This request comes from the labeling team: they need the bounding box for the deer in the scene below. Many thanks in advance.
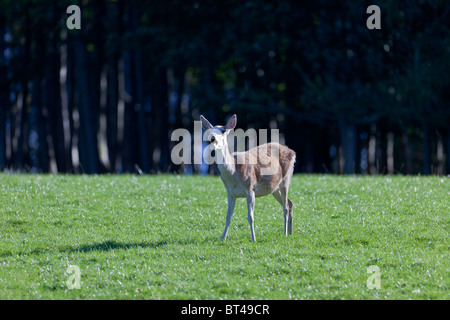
[200,114,296,242]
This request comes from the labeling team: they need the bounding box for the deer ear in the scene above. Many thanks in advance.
[200,115,213,130]
[225,114,237,130]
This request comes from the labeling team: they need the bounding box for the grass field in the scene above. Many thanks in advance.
[0,174,448,300]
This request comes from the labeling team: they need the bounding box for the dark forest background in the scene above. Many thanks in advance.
[0,0,449,175]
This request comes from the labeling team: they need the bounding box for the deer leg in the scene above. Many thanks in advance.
[281,163,295,235]
[287,198,293,235]
[222,193,236,241]
[283,179,293,235]
[281,188,289,236]
[285,171,294,235]
[246,191,256,242]
[272,189,289,236]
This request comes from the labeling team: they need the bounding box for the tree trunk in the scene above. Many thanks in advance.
[302,123,315,173]
[121,49,138,173]
[105,0,121,172]
[436,134,444,175]
[0,102,5,170]
[387,132,394,175]
[401,132,412,174]
[45,5,66,172]
[121,4,149,173]
[159,68,169,172]
[31,23,49,173]
[151,67,169,172]
[59,29,74,173]
[0,15,6,170]
[339,119,357,174]
[90,0,104,172]
[422,124,431,175]
[173,66,187,129]
[65,30,76,173]
[447,132,450,175]
[72,33,100,173]
[135,50,150,173]
[170,66,187,173]
[368,124,377,175]
[15,10,32,171]
[376,126,387,174]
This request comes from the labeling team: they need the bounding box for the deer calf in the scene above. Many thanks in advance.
[200,114,296,242]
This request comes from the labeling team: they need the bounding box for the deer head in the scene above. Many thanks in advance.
[200,114,237,151]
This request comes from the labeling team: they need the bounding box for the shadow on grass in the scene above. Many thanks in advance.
[0,241,165,257]
[65,240,169,253]
[65,237,220,253]
[0,237,221,257]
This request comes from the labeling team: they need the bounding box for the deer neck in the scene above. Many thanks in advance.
[216,142,236,175]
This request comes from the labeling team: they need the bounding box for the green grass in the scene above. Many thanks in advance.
[0,174,448,299]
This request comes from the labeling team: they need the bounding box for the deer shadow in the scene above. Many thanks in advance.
[1,237,220,258]
[62,240,168,253]
[62,237,218,254]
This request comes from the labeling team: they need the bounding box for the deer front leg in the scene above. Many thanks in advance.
[246,190,256,242]
[222,193,236,241]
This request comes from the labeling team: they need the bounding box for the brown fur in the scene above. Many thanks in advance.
[201,115,296,241]
[232,142,295,197]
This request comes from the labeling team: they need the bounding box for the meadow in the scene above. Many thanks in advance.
[0,174,448,299]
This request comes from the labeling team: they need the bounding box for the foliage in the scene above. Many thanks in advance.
[0,1,449,174]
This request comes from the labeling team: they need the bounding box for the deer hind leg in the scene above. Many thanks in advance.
[287,197,293,235]
[283,168,294,235]
[272,189,290,236]
[283,183,293,235]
